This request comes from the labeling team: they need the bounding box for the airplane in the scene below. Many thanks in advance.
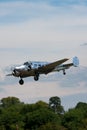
[7,56,79,85]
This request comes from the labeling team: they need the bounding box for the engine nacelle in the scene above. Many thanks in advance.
[12,69,20,77]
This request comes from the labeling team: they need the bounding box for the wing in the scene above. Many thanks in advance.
[36,58,69,74]
[62,56,79,68]
[62,63,73,68]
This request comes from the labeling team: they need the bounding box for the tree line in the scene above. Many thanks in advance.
[0,96,87,130]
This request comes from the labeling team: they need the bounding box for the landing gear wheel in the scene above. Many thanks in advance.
[34,76,39,81]
[63,72,66,75]
[19,79,24,85]
[63,70,66,75]
[34,72,39,81]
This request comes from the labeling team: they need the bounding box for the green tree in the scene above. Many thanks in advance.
[0,97,21,108]
[21,100,48,115]
[62,102,87,130]
[0,107,24,130]
[24,108,61,130]
[35,100,48,109]
[36,122,67,130]
[49,96,64,114]
[0,97,24,130]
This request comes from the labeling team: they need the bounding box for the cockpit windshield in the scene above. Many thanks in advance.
[23,62,30,66]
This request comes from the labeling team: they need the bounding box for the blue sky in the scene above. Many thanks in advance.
[0,0,87,110]
[0,0,87,64]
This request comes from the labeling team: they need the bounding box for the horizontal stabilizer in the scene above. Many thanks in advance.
[6,74,13,76]
[73,56,79,67]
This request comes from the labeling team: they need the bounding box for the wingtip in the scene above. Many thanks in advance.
[65,58,69,61]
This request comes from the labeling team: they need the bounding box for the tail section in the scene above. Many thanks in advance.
[73,56,79,67]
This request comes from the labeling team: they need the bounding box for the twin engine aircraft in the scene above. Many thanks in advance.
[7,56,79,85]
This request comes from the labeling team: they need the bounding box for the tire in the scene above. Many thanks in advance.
[19,79,24,85]
[34,75,39,81]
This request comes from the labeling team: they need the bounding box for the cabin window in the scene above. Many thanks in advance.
[38,64,41,67]
[34,64,37,68]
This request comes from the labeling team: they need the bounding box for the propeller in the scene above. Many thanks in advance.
[5,65,17,76]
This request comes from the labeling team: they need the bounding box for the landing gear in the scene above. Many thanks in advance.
[34,75,39,81]
[63,70,66,75]
[34,72,39,81]
[19,79,24,85]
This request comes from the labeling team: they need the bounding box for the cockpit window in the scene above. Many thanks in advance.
[34,64,37,67]
[24,62,29,65]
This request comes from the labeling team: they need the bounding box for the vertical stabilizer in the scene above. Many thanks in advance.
[73,56,79,67]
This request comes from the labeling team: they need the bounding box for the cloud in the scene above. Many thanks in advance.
[0,66,87,96]
[0,0,87,67]
[81,43,87,46]
[0,0,87,110]
[0,0,87,24]
[61,93,87,110]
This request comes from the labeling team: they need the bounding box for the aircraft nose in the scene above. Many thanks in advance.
[12,69,20,77]
[12,69,16,75]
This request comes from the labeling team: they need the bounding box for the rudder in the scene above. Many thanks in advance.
[73,56,79,67]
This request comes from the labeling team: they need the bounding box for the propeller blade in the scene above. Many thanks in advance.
[6,73,13,76]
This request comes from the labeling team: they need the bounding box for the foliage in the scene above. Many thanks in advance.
[36,122,67,130]
[49,96,65,114]
[62,102,87,130]
[24,108,61,129]
[0,97,21,108]
[0,96,87,130]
